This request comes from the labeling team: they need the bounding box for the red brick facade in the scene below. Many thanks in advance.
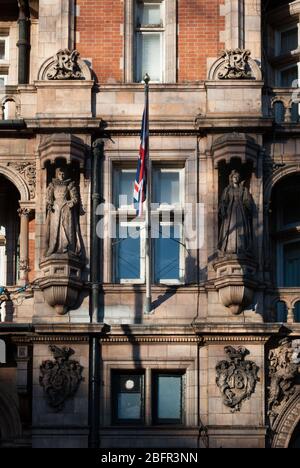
[75,0,225,83]
[75,0,124,83]
[178,0,225,81]
[28,218,35,283]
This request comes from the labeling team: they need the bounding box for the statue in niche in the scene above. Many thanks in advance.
[45,166,82,257]
[218,170,253,256]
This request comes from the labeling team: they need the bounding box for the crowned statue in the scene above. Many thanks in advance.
[45,166,82,257]
[218,170,253,256]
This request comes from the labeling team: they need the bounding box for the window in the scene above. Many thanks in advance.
[152,372,184,425]
[135,1,165,82]
[154,223,183,284]
[113,165,185,284]
[283,241,300,287]
[279,64,298,87]
[153,168,183,208]
[279,26,298,55]
[124,0,176,83]
[114,222,145,283]
[0,75,6,87]
[0,34,8,62]
[114,168,136,209]
[112,372,145,425]
[271,174,300,288]
[0,339,6,363]
[111,370,185,426]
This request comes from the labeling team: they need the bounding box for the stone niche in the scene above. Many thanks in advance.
[212,133,259,315]
[38,134,86,315]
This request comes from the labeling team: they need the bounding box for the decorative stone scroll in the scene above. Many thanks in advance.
[46,49,84,80]
[208,50,262,81]
[39,345,83,412]
[268,338,300,426]
[8,162,36,199]
[216,346,259,412]
[218,49,251,79]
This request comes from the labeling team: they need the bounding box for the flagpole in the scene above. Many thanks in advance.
[144,73,152,314]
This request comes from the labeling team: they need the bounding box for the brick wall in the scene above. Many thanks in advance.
[75,0,224,83]
[75,0,124,84]
[178,0,225,82]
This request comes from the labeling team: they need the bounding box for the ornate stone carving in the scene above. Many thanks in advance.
[45,166,83,257]
[17,207,32,217]
[39,345,83,412]
[218,170,254,256]
[18,259,29,272]
[268,338,300,426]
[46,49,84,80]
[216,346,259,412]
[8,162,36,199]
[217,49,251,79]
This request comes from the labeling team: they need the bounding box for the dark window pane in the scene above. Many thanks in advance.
[115,225,141,281]
[276,301,288,322]
[154,225,180,281]
[281,187,300,226]
[284,242,300,287]
[112,373,144,424]
[157,375,182,420]
[274,101,285,123]
[280,66,298,87]
[294,302,300,323]
[153,373,183,424]
[0,41,5,60]
[291,103,299,123]
[280,28,298,54]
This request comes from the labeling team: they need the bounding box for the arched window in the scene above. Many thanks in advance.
[294,301,300,323]
[0,175,20,322]
[275,301,288,322]
[270,174,300,287]
[0,340,5,364]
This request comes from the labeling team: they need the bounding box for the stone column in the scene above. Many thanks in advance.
[287,307,295,324]
[18,207,32,284]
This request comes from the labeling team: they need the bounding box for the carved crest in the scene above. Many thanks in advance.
[46,49,84,80]
[218,49,251,79]
[8,162,36,199]
[216,346,259,412]
[39,345,83,411]
[268,338,300,426]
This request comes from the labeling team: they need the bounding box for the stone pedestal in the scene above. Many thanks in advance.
[39,254,84,315]
[214,256,258,315]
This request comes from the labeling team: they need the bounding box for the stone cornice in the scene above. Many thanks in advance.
[100,336,200,343]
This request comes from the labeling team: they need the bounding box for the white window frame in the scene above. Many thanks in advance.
[114,220,146,284]
[113,167,137,213]
[153,220,185,285]
[135,29,165,83]
[124,0,176,83]
[0,74,7,87]
[153,167,184,211]
[0,33,9,62]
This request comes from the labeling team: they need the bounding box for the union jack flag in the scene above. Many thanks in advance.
[133,100,149,216]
